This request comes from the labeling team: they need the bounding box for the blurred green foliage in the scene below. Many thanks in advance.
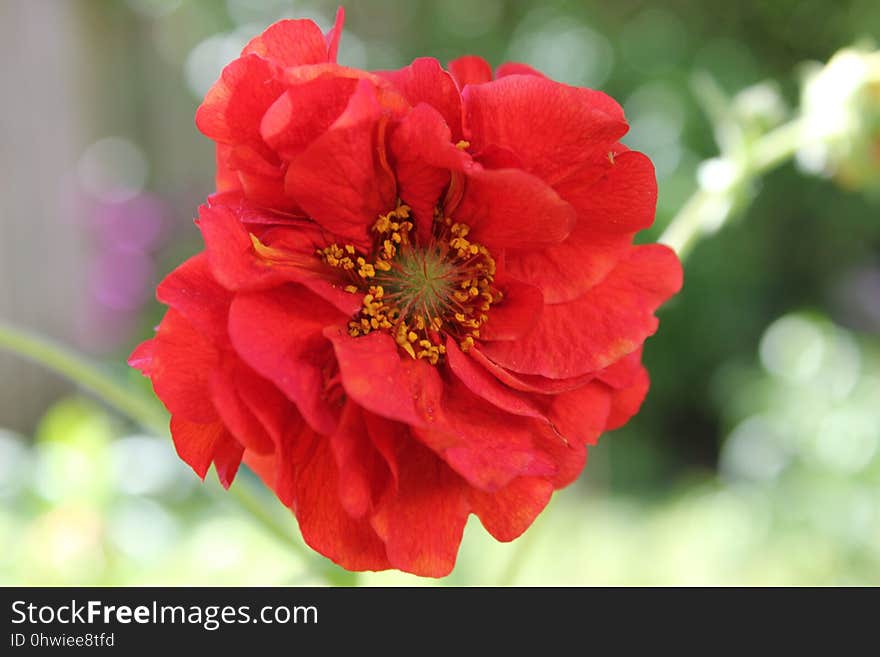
[2,0,879,584]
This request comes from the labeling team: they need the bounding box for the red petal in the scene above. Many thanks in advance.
[414,380,559,491]
[329,329,562,492]
[389,103,469,241]
[194,53,293,210]
[447,55,493,88]
[454,166,576,250]
[495,62,545,78]
[242,449,277,490]
[199,198,361,315]
[279,64,408,112]
[330,402,393,518]
[445,338,546,420]
[215,144,243,193]
[207,192,307,224]
[212,430,245,489]
[228,285,347,435]
[235,168,291,211]
[208,352,275,454]
[195,54,284,153]
[504,225,632,304]
[241,17,336,67]
[285,80,396,245]
[363,411,403,488]
[371,437,469,577]
[479,277,544,341]
[224,143,280,178]
[326,328,442,427]
[254,226,364,313]
[199,201,291,291]
[548,381,612,446]
[128,339,154,375]
[294,428,391,572]
[260,75,359,160]
[596,348,644,389]
[156,253,231,343]
[169,416,243,488]
[469,347,595,395]
[237,392,304,507]
[325,7,345,62]
[148,310,218,423]
[534,428,588,489]
[463,75,627,186]
[468,476,553,542]
[198,200,330,295]
[481,244,683,378]
[471,144,523,169]
[379,58,463,139]
[606,366,650,430]
[555,150,658,233]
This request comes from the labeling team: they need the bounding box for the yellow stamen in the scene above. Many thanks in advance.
[318,199,501,366]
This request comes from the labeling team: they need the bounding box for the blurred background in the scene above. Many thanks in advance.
[1,0,879,585]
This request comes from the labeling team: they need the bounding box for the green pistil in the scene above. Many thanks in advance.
[382,247,454,314]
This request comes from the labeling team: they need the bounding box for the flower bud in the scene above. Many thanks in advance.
[798,46,880,192]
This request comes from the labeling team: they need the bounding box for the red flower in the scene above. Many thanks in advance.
[130,9,682,577]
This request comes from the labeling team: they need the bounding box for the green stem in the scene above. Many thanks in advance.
[0,319,357,585]
[750,118,805,174]
[498,519,540,586]
[225,474,359,586]
[0,320,168,435]
[656,188,718,261]
[659,117,805,260]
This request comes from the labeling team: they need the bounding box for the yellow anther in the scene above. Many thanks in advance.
[456,140,470,150]
[374,215,391,233]
[320,202,501,367]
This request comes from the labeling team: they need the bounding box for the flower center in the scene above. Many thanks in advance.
[318,203,502,364]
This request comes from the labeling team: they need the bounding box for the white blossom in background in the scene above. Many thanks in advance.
[798,46,880,191]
